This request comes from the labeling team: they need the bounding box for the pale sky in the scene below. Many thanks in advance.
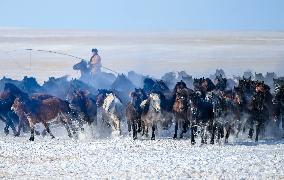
[0,0,284,30]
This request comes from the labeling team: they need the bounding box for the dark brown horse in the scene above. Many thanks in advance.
[173,88,190,139]
[67,90,97,125]
[273,79,284,131]
[248,82,272,142]
[12,96,77,141]
[188,92,214,144]
[126,88,147,140]
[15,93,56,136]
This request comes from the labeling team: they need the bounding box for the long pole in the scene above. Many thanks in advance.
[24,48,119,74]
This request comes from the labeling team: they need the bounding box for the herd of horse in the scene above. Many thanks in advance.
[0,61,283,144]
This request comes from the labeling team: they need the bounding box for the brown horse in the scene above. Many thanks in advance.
[12,96,77,141]
[126,89,147,139]
[173,88,190,139]
[15,93,55,136]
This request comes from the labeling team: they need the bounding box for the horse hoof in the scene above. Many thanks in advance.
[210,140,214,145]
[29,137,35,141]
[151,137,155,140]
[4,129,9,135]
[133,136,137,140]
[14,133,20,137]
[173,134,177,139]
[51,136,55,139]
[191,141,196,145]
[35,131,41,136]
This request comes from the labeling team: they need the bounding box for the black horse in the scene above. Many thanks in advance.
[126,88,147,140]
[188,92,215,144]
[67,90,97,126]
[0,83,27,135]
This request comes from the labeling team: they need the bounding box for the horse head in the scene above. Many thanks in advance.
[149,93,161,113]
[174,89,189,112]
[111,74,135,92]
[174,80,187,94]
[96,89,112,107]
[4,83,28,99]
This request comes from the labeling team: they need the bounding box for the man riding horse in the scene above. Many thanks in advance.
[89,48,102,75]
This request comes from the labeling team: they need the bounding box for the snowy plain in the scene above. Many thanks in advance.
[0,125,284,179]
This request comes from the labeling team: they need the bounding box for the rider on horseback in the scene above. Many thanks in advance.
[89,48,102,75]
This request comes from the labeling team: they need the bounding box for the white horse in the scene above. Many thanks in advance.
[140,93,162,140]
[100,93,124,136]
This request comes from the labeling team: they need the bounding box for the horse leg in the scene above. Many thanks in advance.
[15,119,23,136]
[173,118,178,139]
[6,113,17,136]
[128,122,132,133]
[61,114,76,138]
[281,114,284,130]
[138,119,142,133]
[112,116,121,136]
[191,126,196,145]
[248,117,254,139]
[43,122,55,139]
[180,120,188,139]
[4,121,9,135]
[151,124,156,140]
[248,128,254,139]
[63,121,73,138]
[236,120,241,138]
[145,124,149,138]
[27,116,35,141]
[225,126,231,144]
[210,123,215,144]
[255,123,260,142]
[200,126,205,144]
[132,122,137,140]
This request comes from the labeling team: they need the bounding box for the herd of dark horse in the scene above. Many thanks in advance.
[0,65,284,144]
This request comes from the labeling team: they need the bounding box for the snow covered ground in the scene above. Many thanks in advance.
[0,127,284,179]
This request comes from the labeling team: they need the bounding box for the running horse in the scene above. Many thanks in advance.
[273,78,284,131]
[96,89,124,136]
[67,90,97,126]
[5,83,78,141]
[188,92,215,144]
[126,88,147,140]
[140,93,162,140]
[248,82,272,142]
[172,84,190,139]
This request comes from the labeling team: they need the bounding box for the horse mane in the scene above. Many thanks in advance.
[205,78,216,91]
[111,74,135,91]
[141,99,150,114]
[4,83,29,99]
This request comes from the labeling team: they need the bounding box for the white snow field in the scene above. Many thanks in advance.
[0,129,284,179]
